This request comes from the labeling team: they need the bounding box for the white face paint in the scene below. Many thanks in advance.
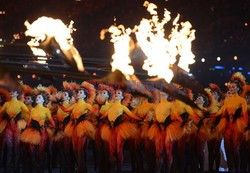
[228,83,239,95]
[36,94,45,105]
[24,96,33,105]
[62,92,70,102]
[195,96,205,106]
[212,91,220,102]
[77,89,86,100]
[114,90,124,102]
[10,91,19,99]
[130,97,141,109]
[96,90,109,104]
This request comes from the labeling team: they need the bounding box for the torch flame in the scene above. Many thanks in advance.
[101,25,135,79]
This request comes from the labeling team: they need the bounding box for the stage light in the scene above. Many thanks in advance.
[248,72,250,75]
[201,58,205,62]
[17,75,21,79]
[245,22,248,26]
[32,74,36,79]
[56,49,61,54]
[234,56,238,60]
[217,57,221,61]
[238,67,243,71]
[63,74,66,78]
[93,72,97,76]
[232,67,235,70]
[214,65,225,70]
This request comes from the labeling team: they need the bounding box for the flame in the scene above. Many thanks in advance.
[101,25,134,79]
[102,1,195,83]
[25,16,74,54]
[135,1,195,82]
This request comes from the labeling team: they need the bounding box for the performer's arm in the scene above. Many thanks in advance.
[242,99,248,123]
[47,109,55,128]
[123,106,141,121]
[60,103,75,112]
[21,102,30,115]
[185,105,200,123]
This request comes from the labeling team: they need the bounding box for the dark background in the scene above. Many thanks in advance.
[0,0,249,90]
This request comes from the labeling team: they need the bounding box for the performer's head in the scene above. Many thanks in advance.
[35,92,48,106]
[195,95,208,107]
[130,96,142,109]
[24,93,35,106]
[62,90,73,102]
[114,89,124,102]
[194,89,212,108]
[209,83,223,102]
[77,88,88,100]
[96,84,114,104]
[228,72,246,95]
[10,90,20,100]
[78,81,96,104]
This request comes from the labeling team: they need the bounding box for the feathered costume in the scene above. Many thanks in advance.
[207,83,224,172]
[100,89,141,167]
[148,97,184,171]
[212,72,248,172]
[22,84,35,121]
[0,89,29,171]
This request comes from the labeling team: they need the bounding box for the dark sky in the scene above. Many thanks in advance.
[0,0,249,85]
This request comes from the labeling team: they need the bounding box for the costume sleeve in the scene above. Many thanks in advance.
[21,102,30,114]
[60,103,75,112]
[185,105,200,123]
[47,109,55,128]
[123,106,141,120]
[242,99,248,122]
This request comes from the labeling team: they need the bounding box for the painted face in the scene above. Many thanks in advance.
[24,96,33,105]
[114,90,123,102]
[96,90,109,104]
[228,83,239,94]
[10,91,18,99]
[36,94,45,105]
[212,91,220,102]
[225,91,231,98]
[195,96,205,106]
[77,89,86,100]
[62,92,70,102]
[130,97,141,109]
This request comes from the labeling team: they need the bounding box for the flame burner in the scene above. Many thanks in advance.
[25,16,84,72]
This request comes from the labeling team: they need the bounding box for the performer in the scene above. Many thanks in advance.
[172,87,200,173]
[60,81,96,173]
[130,94,155,173]
[207,83,223,173]
[20,88,55,173]
[100,89,141,173]
[0,89,29,172]
[148,92,184,173]
[22,84,35,121]
[190,88,214,173]
[212,72,248,173]
[240,84,250,173]
[94,83,115,173]
[0,87,10,169]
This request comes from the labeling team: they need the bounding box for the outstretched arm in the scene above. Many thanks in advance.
[123,106,141,121]
[60,103,75,112]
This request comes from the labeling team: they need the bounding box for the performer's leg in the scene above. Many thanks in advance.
[224,137,234,172]
[208,139,215,172]
[215,139,221,172]
[165,139,173,173]
[117,132,125,173]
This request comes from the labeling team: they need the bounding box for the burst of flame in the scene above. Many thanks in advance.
[25,16,74,55]
[135,1,195,82]
[101,25,134,79]
[102,1,195,83]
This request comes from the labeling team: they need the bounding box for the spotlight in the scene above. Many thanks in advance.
[234,56,238,60]
[201,58,205,62]
[17,75,21,79]
[217,57,221,61]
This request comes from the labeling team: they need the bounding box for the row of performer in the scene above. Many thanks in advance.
[0,72,249,173]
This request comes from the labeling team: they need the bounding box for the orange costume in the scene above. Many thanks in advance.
[100,89,141,170]
[60,81,96,172]
[213,72,248,173]
[148,96,184,172]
